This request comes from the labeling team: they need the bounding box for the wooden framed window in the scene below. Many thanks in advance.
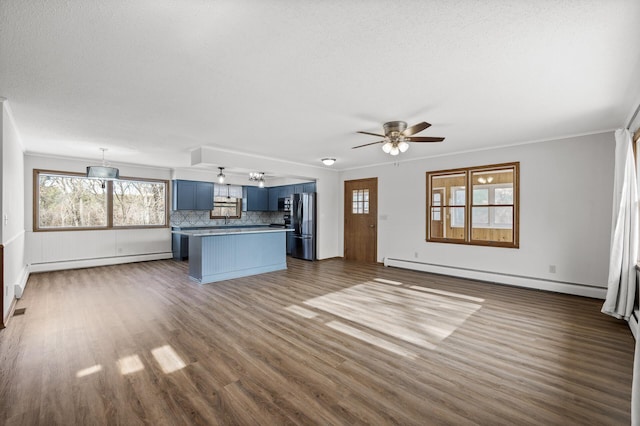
[210,197,242,219]
[34,169,169,231]
[113,179,167,227]
[426,162,519,248]
[210,184,242,219]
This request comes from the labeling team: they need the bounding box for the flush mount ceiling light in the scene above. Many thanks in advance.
[321,158,336,166]
[86,148,119,180]
[249,172,265,188]
[217,167,226,183]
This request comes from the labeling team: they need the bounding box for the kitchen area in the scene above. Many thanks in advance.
[171,178,317,284]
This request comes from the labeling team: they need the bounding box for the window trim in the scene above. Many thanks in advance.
[426,162,519,248]
[33,169,170,232]
[210,198,243,220]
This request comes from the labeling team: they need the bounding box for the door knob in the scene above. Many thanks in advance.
[369,224,375,228]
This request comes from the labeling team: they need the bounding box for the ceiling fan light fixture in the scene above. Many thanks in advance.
[217,167,226,183]
[321,158,336,166]
[355,120,445,156]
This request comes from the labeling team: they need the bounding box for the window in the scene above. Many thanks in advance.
[210,184,242,219]
[352,189,369,214]
[35,170,169,231]
[426,162,519,248]
[210,197,242,219]
[113,179,167,227]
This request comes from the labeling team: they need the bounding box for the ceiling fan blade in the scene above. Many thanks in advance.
[402,122,431,136]
[352,140,385,149]
[357,131,386,137]
[406,136,445,142]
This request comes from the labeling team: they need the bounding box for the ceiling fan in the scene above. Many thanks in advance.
[354,121,444,156]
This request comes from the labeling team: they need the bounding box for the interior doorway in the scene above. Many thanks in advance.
[344,178,378,263]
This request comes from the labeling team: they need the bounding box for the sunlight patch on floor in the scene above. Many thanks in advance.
[304,281,482,351]
[326,320,419,358]
[151,345,186,374]
[373,278,403,286]
[285,304,318,319]
[76,364,103,378]
[409,285,485,302]
[117,355,145,375]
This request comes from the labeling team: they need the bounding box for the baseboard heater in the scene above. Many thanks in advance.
[29,252,173,273]
[383,257,607,299]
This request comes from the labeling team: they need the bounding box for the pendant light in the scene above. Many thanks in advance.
[87,148,119,180]
[217,167,226,183]
[249,172,266,188]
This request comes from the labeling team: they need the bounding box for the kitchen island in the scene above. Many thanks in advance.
[172,227,291,284]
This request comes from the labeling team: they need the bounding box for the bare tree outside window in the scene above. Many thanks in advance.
[38,174,107,228]
[35,170,168,231]
[113,180,166,226]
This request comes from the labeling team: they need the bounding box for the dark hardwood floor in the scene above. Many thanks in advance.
[0,258,634,425]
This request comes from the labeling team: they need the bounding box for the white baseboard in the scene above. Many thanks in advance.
[14,266,29,299]
[29,252,173,273]
[629,313,639,340]
[384,258,607,299]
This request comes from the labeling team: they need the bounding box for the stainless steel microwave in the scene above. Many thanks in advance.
[278,197,291,211]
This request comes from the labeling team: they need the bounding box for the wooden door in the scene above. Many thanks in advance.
[344,178,377,262]
[430,188,444,238]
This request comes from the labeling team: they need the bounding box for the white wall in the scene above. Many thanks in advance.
[339,132,615,298]
[1,100,26,321]
[24,154,173,271]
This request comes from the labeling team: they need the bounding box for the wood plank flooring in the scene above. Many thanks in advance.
[0,258,634,425]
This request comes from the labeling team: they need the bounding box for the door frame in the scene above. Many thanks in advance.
[344,177,378,263]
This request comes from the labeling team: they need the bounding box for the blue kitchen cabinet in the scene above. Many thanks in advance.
[173,180,214,211]
[268,186,280,211]
[244,186,269,211]
[303,182,316,193]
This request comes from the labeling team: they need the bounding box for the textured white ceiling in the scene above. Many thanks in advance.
[2,1,640,171]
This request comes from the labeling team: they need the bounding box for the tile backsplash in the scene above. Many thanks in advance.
[170,210,285,228]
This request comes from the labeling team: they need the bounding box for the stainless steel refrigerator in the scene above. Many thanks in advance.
[290,192,316,260]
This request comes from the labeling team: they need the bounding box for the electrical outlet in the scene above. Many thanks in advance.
[549,265,556,274]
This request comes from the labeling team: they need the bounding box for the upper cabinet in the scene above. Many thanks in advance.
[303,182,316,193]
[172,180,214,211]
[268,187,280,211]
[244,186,269,211]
